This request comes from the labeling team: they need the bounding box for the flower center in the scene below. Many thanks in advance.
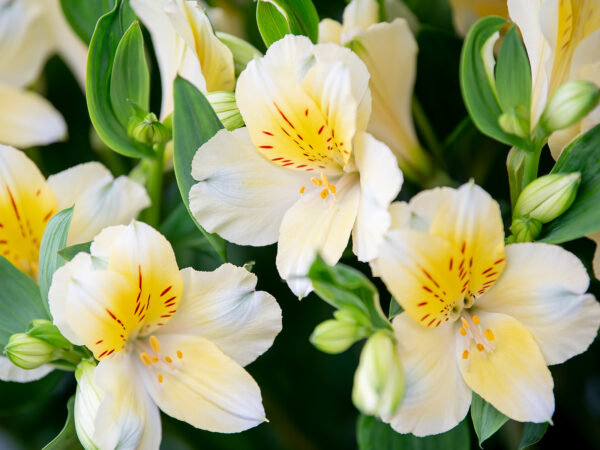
[458,310,495,361]
[299,172,338,199]
[138,335,184,384]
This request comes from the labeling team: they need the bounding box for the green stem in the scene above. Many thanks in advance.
[506,133,545,208]
[412,97,445,164]
[141,144,165,227]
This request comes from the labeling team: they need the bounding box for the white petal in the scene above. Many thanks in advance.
[351,132,402,262]
[341,0,380,41]
[135,333,266,433]
[476,243,600,365]
[157,265,282,367]
[89,224,128,263]
[276,174,361,297]
[318,18,343,44]
[46,162,150,245]
[93,352,161,450]
[0,357,53,383]
[190,128,309,246]
[388,314,471,437]
[0,84,66,148]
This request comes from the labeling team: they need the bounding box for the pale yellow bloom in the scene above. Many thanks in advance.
[371,183,600,436]
[49,222,281,448]
[449,0,508,36]
[509,0,600,158]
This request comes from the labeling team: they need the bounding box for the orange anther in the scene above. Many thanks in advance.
[472,315,480,325]
[150,335,161,353]
[485,329,495,342]
[476,343,485,352]
[311,177,322,186]
[140,352,152,366]
[176,350,183,359]
[299,186,305,194]
[157,373,163,383]
[165,356,173,363]
[459,328,467,336]
[151,356,159,363]
[329,184,337,194]
[460,317,470,329]
[320,189,329,199]
[462,350,469,359]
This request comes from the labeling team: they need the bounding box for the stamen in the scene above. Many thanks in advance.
[157,373,163,383]
[176,350,183,359]
[320,189,329,199]
[321,173,330,187]
[459,327,467,336]
[485,329,495,341]
[150,335,161,353]
[311,177,322,186]
[299,186,305,194]
[462,350,469,359]
[476,343,485,352]
[472,315,480,325]
[460,317,470,329]
[329,184,337,194]
[151,356,159,363]
[140,352,152,366]
[165,356,173,363]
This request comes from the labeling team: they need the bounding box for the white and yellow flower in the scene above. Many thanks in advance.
[131,0,236,118]
[508,0,600,158]
[318,0,434,183]
[0,0,87,147]
[371,183,600,436]
[189,35,402,297]
[49,221,281,447]
[449,0,508,37]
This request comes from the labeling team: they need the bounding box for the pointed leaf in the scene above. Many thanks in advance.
[471,392,509,446]
[43,396,83,450]
[58,242,92,262]
[256,0,319,47]
[518,422,548,449]
[60,0,115,44]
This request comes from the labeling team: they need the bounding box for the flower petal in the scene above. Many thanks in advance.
[341,0,379,41]
[429,183,506,299]
[374,229,466,327]
[135,333,266,433]
[476,243,600,365]
[277,173,361,297]
[93,352,161,450]
[46,162,150,245]
[351,132,402,262]
[157,265,282,367]
[457,311,554,423]
[0,144,57,277]
[190,128,309,246]
[318,18,343,44]
[388,313,471,436]
[0,356,53,383]
[0,84,67,148]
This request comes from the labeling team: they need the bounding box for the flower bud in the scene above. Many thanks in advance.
[206,91,244,131]
[352,330,404,420]
[74,360,103,450]
[538,81,600,133]
[498,110,528,138]
[216,32,262,76]
[514,173,581,223]
[5,333,56,370]
[127,113,171,145]
[27,319,72,349]
[510,217,543,242]
[310,319,366,354]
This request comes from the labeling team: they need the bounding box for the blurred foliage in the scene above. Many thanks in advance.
[0,0,598,449]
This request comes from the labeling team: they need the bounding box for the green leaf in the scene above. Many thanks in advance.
[43,396,84,450]
[256,0,319,47]
[307,256,391,331]
[38,208,74,316]
[471,392,509,446]
[460,16,526,148]
[539,124,600,243]
[0,256,48,352]
[518,422,549,449]
[110,21,150,127]
[495,25,532,117]
[172,77,228,262]
[60,0,115,44]
[388,298,403,320]
[87,0,154,158]
[403,0,453,31]
[357,415,471,450]
[58,242,92,262]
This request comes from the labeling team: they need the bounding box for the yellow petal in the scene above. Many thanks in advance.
[0,145,56,277]
[429,183,506,300]
[457,311,554,423]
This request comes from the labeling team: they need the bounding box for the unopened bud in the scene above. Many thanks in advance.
[514,173,581,223]
[216,32,262,76]
[352,330,404,420]
[310,318,366,354]
[74,360,103,450]
[127,113,171,145]
[206,91,244,131]
[511,217,543,242]
[6,333,56,370]
[499,110,529,138]
[538,81,600,133]
[27,319,72,349]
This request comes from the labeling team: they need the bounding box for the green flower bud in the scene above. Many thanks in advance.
[511,217,543,242]
[498,110,529,138]
[206,91,244,131]
[514,173,581,223]
[352,330,404,420]
[310,318,366,354]
[27,319,72,348]
[216,32,262,76]
[75,360,103,450]
[538,81,600,133]
[6,333,56,370]
[127,113,171,145]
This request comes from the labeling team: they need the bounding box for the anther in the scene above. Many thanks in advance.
[150,335,161,353]
[321,173,330,187]
[459,328,467,336]
[311,177,322,186]
[176,350,183,359]
[140,352,152,366]
[151,356,159,363]
[299,186,305,194]
[485,329,495,341]
[462,350,469,359]
[165,356,172,363]
[460,317,470,329]
[329,184,337,194]
[472,315,480,325]
[320,189,329,199]
[476,343,485,352]
[157,373,163,383]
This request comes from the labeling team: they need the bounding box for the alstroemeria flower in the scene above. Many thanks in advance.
[318,0,434,183]
[49,221,281,447]
[131,0,235,118]
[190,35,402,297]
[509,0,600,158]
[371,183,600,436]
[448,0,508,37]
